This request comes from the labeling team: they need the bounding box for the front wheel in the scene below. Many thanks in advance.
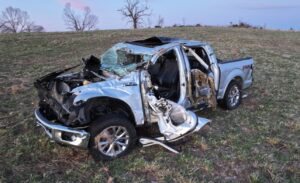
[88,114,137,161]
[222,80,242,110]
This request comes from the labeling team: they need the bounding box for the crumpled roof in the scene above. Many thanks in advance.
[127,36,207,48]
[115,37,208,57]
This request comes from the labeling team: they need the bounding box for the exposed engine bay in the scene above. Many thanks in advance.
[34,55,106,126]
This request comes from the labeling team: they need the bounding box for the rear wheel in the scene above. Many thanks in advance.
[88,114,137,161]
[222,80,242,110]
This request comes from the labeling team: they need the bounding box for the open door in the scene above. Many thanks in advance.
[183,46,217,109]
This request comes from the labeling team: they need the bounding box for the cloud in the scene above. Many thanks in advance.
[58,0,87,11]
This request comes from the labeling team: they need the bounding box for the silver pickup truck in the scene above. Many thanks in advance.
[34,37,253,160]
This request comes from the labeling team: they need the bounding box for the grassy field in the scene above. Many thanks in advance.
[0,27,299,182]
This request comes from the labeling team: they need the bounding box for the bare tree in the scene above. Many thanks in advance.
[63,3,98,31]
[0,7,44,33]
[0,6,29,33]
[156,15,164,27]
[119,0,151,29]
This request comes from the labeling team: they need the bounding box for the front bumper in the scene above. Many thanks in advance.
[34,108,90,148]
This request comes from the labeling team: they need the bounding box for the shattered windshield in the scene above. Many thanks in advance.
[101,43,153,76]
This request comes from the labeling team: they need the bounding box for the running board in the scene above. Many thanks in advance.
[139,138,179,154]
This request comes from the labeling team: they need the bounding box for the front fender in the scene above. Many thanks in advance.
[72,79,145,126]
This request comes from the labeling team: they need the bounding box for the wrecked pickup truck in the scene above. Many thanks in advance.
[34,37,253,160]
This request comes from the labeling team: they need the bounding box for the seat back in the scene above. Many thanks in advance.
[156,58,179,88]
[148,50,180,101]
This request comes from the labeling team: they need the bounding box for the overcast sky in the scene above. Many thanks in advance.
[0,0,299,31]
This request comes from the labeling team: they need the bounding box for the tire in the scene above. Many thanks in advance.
[88,114,137,161]
[222,80,242,110]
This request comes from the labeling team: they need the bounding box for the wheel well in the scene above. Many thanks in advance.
[232,76,243,87]
[83,97,136,126]
[221,76,243,99]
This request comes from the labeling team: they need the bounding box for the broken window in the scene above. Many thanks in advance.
[100,43,152,76]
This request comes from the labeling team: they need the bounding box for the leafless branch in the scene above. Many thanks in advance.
[63,3,98,31]
[118,0,151,29]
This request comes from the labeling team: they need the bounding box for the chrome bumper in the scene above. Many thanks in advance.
[34,109,90,148]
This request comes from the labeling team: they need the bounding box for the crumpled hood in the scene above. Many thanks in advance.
[71,71,141,105]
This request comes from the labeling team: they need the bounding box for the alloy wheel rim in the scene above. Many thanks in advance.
[96,126,130,157]
[228,85,240,107]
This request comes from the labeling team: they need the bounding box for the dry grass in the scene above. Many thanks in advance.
[0,27,299,182]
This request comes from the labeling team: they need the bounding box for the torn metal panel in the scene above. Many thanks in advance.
[139,138,180,154]
[139,93,211,154]
[147,94,208,141]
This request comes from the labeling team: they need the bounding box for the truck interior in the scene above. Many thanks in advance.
[185,47,210,73]
[148,49,180,102]
[147,46,216,108]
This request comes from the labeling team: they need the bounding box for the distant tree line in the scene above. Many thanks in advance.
[229,21,265,30]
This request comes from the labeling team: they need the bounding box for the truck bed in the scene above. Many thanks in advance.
[217,57,252,64]
[217,57,254,99]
